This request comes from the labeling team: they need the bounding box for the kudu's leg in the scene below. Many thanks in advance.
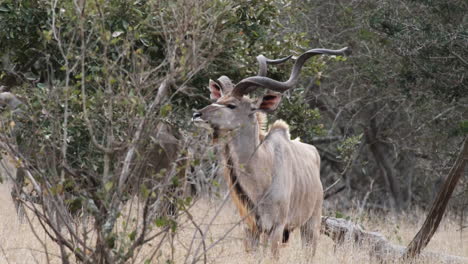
[300,210,321,256]
[243,227,260,252]
[269,223,286,258]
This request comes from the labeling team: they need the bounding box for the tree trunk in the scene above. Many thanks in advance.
[402,136,468,260]
[365,116,402,211]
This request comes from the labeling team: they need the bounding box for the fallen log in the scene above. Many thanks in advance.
[321,216,468,263]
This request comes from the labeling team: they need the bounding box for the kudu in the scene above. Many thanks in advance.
[192,47,348,257]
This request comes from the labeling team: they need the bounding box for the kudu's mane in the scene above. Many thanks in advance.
[269,120,290,139]
[256,112,268,141]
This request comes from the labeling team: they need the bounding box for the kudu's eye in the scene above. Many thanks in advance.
[226,104,237,109]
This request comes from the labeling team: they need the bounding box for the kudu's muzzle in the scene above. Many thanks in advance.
[192,112,203,122]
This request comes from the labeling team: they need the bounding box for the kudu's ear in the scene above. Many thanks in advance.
[208,79,222,101]
[256,92,282,113]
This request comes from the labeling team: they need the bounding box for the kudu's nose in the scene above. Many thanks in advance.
[192,112,202,121]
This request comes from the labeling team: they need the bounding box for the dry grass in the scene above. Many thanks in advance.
[1,183,467,264]
[0,183,62,264]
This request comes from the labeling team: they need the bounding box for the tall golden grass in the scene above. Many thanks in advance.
[0,182,466,264]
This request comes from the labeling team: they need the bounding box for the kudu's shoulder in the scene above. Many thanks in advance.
[264,121,320,159]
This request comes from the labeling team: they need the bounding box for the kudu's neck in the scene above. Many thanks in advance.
[217,116,262,228]
[219,116,260,168]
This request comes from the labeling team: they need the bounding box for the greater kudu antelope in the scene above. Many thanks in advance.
[192,48,348,257]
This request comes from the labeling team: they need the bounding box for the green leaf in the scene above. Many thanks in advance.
[128,230,137,241]
[170,220,177,232]
[65,197,83,213]
[171,176,179,187]
[459,121,468,135]
[335,211,345,219]
[50,184,63,195]
[74,247,83,255]
[104,181,113,192]
[140,184,149,198]
[106,233,116,248]
[212,180,219,187]
[184,196,192,206]
[155,217,167,227]
[160,104,173,117]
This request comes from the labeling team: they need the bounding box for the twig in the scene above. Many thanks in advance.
[184,208,207,264]
[324,178,341,194]
[0,244,11,264]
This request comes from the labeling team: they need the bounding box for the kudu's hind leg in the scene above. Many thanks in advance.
[300,214,321,256]
[269,223,286,258]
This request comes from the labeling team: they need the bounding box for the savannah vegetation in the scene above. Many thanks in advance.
[0,0,466,263]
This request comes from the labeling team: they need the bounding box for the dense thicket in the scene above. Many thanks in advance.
[282,0,467,212]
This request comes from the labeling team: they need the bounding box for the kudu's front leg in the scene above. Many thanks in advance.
[243,226,260,252]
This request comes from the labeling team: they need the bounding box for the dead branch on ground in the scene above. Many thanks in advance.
[321,216,468,263]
